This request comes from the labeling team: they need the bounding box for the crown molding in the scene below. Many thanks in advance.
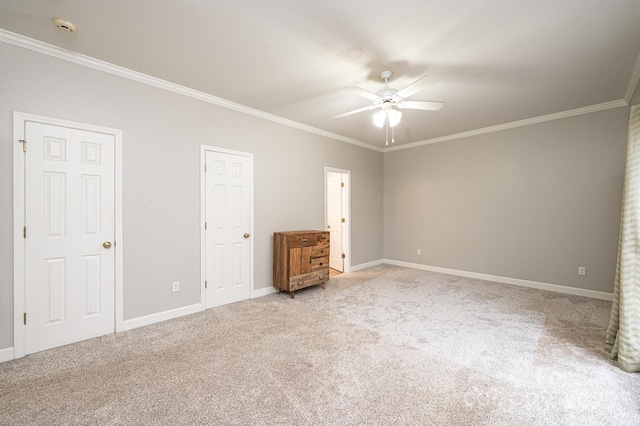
[384,99,628,152]
[0,29,383,153]
[624,48,640,104]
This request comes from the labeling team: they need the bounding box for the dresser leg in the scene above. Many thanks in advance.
[321,282,326,289]
[291,291,295,299]
[277,288,281,294]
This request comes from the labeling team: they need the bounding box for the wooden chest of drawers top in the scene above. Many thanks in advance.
[278,230,329,248]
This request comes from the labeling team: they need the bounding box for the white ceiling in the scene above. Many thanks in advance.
[1,1,640,148]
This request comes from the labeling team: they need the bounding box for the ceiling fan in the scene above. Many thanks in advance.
[335,71,444,145]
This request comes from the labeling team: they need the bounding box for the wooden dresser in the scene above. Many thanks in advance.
[273,230,330,298]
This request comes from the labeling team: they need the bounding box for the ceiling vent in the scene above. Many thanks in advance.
[52,17,77,33]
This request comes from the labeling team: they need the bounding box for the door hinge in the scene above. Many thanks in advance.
[341,253,346,259]
[341,182,344,187]
[23,226,26,238]
[23,312,27,325]
[205,222,208,230]
[205,280,208,289]
[19,139,26,152]
[341,218,345,223]
[204,163,207,172]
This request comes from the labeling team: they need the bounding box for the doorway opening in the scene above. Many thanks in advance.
[325,167,350,274]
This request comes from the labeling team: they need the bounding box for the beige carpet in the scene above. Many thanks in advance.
[1,265,639,425]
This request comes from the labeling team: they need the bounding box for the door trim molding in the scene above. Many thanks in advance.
[13,112,124,359]
[200,145,255,310]
[324,167,351,273]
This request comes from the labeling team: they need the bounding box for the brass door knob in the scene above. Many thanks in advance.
[243,233,250,239]
[103,241,112,249]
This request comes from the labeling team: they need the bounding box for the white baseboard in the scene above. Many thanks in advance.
[0,347,14,363]
[121,303,202,332]
[253,286,277,298]
[350,259,384,272]
[383,259,614,301]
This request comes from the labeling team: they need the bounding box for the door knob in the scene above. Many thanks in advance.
[103,241,112,249]
[243,233,250,239]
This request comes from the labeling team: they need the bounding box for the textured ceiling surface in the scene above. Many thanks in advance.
[1,0,640,148]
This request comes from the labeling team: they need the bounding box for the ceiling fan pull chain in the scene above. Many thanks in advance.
[385,119,389,145]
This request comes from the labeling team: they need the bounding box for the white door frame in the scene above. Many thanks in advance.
[13,111,124,359]
[324,167,351,273]
[200,145,254,310]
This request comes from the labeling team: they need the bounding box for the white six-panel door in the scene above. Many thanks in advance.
[25,122,115,354]
[204,150,252,308]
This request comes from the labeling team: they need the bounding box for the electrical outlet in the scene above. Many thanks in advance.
[417,249,422,255]
[172,281,180,292]
[578,267,586,276]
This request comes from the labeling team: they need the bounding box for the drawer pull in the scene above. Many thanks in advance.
[302,238,308,242]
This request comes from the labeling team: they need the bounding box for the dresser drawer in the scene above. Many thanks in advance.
[289,233,319,248]
[311,257,329,271]
[311,243,329,258]
[289,270,329,291]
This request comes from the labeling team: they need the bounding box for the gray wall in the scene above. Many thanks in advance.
[384,107,628,293]
[0,42,384,350]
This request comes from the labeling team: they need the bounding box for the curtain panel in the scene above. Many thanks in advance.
[606,104,640,373]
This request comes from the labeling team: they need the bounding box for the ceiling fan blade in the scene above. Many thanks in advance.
[344,86,381,101]
[396,75,439,99]
[334,105,378,119]
[398,100,444,111]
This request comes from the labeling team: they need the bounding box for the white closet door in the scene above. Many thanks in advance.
[25,122,115,354]
[205,150,252,308]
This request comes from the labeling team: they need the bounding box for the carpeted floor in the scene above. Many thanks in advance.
[1,265,639,425]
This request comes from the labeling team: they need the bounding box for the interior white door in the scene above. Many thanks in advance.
[205,151,252,308]
[25,122,115,355]
[327,171,344,272]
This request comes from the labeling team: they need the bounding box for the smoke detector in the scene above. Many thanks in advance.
[52,17,77,33]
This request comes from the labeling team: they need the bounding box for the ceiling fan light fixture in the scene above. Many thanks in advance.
[387,109,402,127]
[372,109,386,128]
[373,108,402,128]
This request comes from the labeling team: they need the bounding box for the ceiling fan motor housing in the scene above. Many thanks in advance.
[376,88,398,99]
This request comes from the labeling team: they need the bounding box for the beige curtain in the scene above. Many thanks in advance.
[606,104,640,373]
